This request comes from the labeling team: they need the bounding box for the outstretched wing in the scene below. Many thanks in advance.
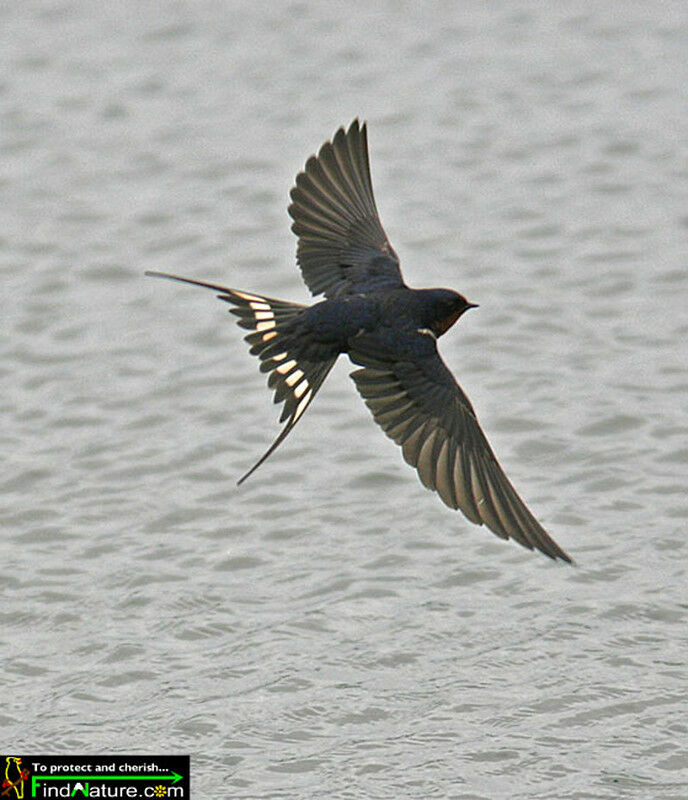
[350,341,572,562]
[289,119,404,298]
[146,271,337,484]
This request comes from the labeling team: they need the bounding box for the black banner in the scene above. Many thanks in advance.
[1,755,189,799]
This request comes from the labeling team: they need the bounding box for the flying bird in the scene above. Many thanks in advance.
[147,120,572,563]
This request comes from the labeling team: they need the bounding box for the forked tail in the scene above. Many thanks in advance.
[146,271,337,483]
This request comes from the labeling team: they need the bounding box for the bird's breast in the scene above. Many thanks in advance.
[433,309,462,337]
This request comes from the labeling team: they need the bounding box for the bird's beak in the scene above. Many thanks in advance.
[467,302,479,310]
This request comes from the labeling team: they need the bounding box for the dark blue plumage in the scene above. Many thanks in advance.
[147,120,571,563]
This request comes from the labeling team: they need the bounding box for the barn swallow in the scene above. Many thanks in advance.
[147,120,572,563]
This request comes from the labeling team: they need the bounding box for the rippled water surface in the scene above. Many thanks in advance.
[2,2,687,797]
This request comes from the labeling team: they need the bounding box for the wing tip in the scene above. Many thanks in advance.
[337,117,365,138]
[515,523,574,564]
[550,543,575,565]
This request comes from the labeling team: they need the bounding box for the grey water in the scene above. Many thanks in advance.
[2,2,687,797]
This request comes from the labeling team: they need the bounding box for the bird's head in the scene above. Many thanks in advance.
[423,288,478,337]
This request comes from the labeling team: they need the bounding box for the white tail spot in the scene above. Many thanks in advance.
[249,301,271,311]
[285,369,304,387]
[254,311,275,321]
[276,359,297,374]
[233,290,263,302]
[294,379,309,398]
[256,320,275,332]
[285,369,303,386]
[262,331,277,341]
[293,389,312,421]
